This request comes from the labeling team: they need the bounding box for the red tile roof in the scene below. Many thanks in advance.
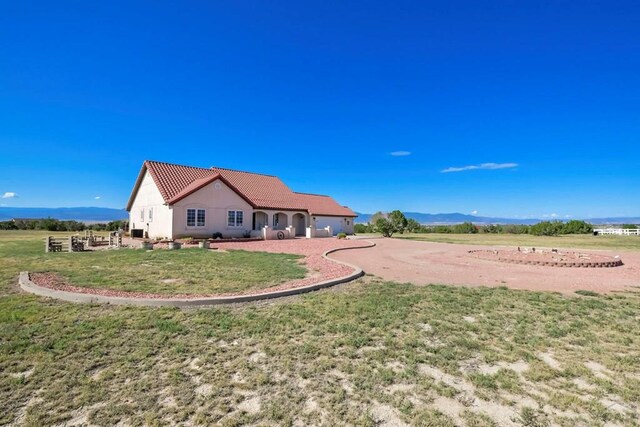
[126,160,357,217]
[294,192,358,217]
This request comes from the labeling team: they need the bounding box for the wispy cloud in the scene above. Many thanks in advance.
[542,213,559,218]
[471,210,478,215]
[441,162,518,173]
[1,192,18,199]
[94,196,101,200]
[389,151,411,157]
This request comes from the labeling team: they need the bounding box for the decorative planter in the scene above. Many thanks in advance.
[141,242,154,250]
[198,241,210,249]
[168,241,181,250]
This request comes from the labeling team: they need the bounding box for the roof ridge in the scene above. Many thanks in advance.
[294,191,330,197]
[146,159,212,172]
[210,165,277,178]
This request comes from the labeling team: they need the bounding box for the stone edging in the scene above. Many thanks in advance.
[18,241,376,307]
[468,249,623,268]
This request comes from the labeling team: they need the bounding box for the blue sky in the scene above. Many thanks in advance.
[1,1,639,218]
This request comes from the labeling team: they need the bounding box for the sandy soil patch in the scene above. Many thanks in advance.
[331,238,640,293]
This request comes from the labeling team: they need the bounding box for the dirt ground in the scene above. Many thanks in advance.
[331,237,640,294]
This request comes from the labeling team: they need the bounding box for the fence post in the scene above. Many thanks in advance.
[45,236,50,253]
[68,236,73,253]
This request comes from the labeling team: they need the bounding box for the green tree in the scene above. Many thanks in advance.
[530,221,564,236]
[481,224,503,233]
[406,218,421,233]
[374,217,395,237]
[388,210,408,234]
[561,220,593,234]
[369,211,386,226]
[453,222,478,234]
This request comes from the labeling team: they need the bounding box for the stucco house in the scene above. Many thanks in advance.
[126,160,357,239]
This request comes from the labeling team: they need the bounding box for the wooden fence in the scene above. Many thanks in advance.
[45,236,85,252]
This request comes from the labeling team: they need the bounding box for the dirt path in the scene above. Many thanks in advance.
[330,238,640,294]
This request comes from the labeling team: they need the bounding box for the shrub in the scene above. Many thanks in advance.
[337,232,347,239]
[452,222,478,234]
[503,224,530,234]
[212,232,223,239]
[529,221,564,236]
[562,220,593,234]
[354,223,372,233]
[481,224,503,233]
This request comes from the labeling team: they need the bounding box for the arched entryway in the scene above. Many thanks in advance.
[253,211,268,230]
[272,212,288,230]
[292,213,306,236]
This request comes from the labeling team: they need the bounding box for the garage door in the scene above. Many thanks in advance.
[314,217,344,235]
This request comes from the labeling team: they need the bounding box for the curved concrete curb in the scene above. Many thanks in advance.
[18,241,376,307]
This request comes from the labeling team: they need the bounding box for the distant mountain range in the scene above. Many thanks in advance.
[0,207,128,222]
[0,207,637,225]
[355,212,640,226]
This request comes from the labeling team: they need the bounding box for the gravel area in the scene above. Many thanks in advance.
[30,238,372,299]
[331,238,640,294]
[468,248,623,267]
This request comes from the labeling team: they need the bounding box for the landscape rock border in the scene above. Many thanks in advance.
[19,241,375,307]
[468,249,623,268]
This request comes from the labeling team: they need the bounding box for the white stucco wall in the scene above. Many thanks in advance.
[313,216,355,235]
[129,171,173,239]
[172,179,253,238]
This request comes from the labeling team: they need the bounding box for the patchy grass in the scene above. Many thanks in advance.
[1,231,640,426]
[393,232,640,250]
[1,231,305,295]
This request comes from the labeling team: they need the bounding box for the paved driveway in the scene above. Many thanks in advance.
[329,238,640,294]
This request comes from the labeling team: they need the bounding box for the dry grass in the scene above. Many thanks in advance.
[1,231,640,426]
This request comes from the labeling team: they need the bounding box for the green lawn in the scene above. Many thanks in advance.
[1,231,640,426]
[1,231,305,295]
[392,232,640,250]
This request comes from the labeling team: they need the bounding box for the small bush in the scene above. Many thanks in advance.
[354,223,372,233]
[337,232,347,239]
[212,232,223,239]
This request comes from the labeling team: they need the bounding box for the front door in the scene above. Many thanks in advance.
[295,215,306,236]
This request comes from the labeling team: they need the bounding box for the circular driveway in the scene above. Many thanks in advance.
[329,238,640,294]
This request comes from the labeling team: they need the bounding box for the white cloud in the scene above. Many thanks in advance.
[543,213,559,219]
[471,210,478,215]
[389,151,411,156]
[94,196,101,200]
[441,162,518,173]
[1,192,18,199]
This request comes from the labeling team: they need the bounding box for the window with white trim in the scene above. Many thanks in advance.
[186,209,205,227]
[148,208,153,222]
[227,210,243,227]
[140,208,144,221]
